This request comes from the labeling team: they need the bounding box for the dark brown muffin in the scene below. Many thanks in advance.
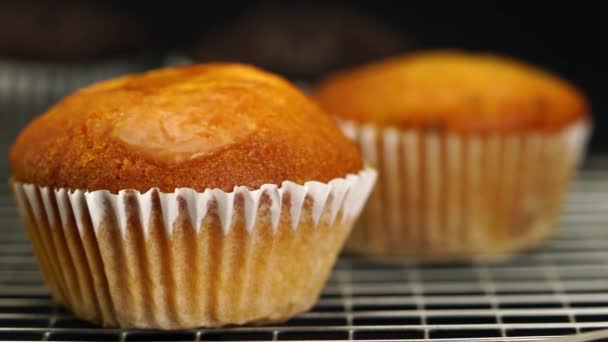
[191,5,409,80]
[0,0,153,59]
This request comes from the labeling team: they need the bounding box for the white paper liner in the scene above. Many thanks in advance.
[11,169,376,328]
[14,169,376,237]
[340,119,592,259]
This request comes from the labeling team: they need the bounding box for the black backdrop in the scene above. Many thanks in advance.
[128,1,607,150]
[4,1,607,150]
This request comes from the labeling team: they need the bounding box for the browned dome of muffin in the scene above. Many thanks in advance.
[10,63,363,193]
[316,50,589,133]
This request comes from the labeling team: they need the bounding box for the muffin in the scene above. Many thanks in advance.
[316,50,591,259]
[0,1,160,149]
[9,63,376,329]
[191,5,408,81]
[0,0,153,60]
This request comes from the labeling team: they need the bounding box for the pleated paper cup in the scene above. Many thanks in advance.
[341,119,591,260]
[11,169,376,329]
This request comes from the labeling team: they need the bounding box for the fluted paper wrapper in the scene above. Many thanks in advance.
[11,169,376,329]
[341,119,591,259]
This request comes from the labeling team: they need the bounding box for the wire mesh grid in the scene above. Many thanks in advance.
[0,157,607,342]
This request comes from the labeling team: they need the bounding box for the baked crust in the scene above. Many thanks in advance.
[316,50,589,133]
[10,63,363,192]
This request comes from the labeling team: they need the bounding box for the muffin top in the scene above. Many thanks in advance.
[10,63,363,193]
[316,50,589,133]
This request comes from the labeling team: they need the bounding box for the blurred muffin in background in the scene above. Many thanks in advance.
[190,3,412,82]
[316,50,592,260]
[0,0,161,148]
[0,0,153,60]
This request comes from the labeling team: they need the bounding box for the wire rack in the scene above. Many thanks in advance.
[0,157,606,342]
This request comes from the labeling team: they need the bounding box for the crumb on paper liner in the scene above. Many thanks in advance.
[340,119,591,260]
[11,169,376,329]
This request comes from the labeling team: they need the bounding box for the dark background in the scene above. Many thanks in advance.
[161,1,605,150]
[1,1,605,151]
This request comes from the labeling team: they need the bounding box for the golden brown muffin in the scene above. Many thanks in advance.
[317,50,588,133]
[9,63,377,329]
[315,50,591,259]
[10,63,362,193]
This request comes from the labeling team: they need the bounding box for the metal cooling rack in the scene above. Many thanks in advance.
[0,157,607,342]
